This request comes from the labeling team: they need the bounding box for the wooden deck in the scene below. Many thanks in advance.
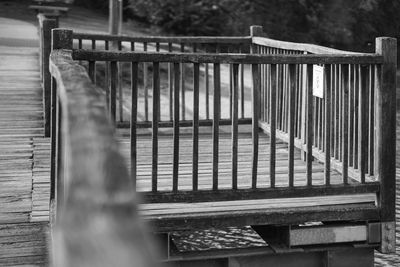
[114,130,377,230]
[0,46,49,265]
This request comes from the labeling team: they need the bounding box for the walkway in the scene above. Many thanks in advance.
[0,18,49,266]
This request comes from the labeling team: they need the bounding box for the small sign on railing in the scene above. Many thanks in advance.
[313,65,324,98]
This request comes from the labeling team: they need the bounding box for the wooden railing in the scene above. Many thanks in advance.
[45,25,396,258]
[71,32,252,124]
[48,29,155,266]
[67,28,394,208]
[249,27,396,226]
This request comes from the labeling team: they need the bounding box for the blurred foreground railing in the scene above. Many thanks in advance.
[48,30,155,267]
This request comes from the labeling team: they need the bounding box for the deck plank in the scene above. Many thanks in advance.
[0,46,48,265]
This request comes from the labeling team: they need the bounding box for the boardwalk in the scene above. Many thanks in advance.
[0,18,49,266]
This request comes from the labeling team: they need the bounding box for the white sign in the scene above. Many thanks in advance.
[313,65,324,98]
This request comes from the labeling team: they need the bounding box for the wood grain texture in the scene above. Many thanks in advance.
[72,50,383,65]
[50,48,154,267]
[0,45,49,265]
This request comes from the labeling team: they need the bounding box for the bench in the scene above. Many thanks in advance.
[29,5,69,16]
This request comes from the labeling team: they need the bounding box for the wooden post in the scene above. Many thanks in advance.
[41,16,58,137]
[375,37,396,253]
[109,0,122,36]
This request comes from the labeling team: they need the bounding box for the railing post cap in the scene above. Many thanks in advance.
[250,25,265,37]
[375,37,397,59]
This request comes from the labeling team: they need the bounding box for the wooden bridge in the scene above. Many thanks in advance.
[0,13,397,266]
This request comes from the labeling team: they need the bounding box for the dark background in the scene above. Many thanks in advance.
[74,0,400,56]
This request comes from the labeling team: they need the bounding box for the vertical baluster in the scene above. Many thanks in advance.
[213,63,221,190]
[232,64,239,190]
[353,65,359,169]
[306,65,313,186]
[335,65,340,159]
[193,63,200,191]
[173,63,180,192]
[131,42,135,51]
[91,39,96,50]
[229,48,233,119]
[181,43,186,120]
[110,61,117,122]
[330,66,335,157]
[251,63,260,189]
[143,42,149,121]
[205,60,210,120]
[359,65,368,183]
[118,41,123,122]
[278,65,283,130]
[324,65,332,185]
[240,46,245,119]
[338,65,343,161]
[105,41,110,109]
[349,65,355,167]
[152,62,160,192]
[78,38,82,49]
[168,43,173,121]
[270,64,277,187]
[282,63,288,132]
[131,62,138,189]
[260,47,264,121]
[342,65,349,184]
[314,96,318,147]
[288,64,296,187]
[368,65,375,176]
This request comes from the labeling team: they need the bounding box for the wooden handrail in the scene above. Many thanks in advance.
[252,36,365,55]
[72,49,383,65]
[72,32,252,44]
[49,46,155,266]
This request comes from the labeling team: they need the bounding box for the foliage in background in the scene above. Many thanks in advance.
[73,0,400,55]
[127,0,400,54]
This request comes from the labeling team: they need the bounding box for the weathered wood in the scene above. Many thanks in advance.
[130,62,138,188]
[180,44,186,120]
[39,15,58,137]
[270,64,277,187]
[213,63,221,191]
[152,62,160,192]
[232,64,239,189]
[72,50,383,65]
[288,64,296,187]
[173,63,180,192]
[359,65,368,183]
[252,36,365,55]
[341,65,349,184]
[375,37,397,223]
[193,63,200,191]
[306,65,313,185]
[49,49,153,266]
[72,32,251,44]
[251,64,260,189]
[324,65,331,185]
